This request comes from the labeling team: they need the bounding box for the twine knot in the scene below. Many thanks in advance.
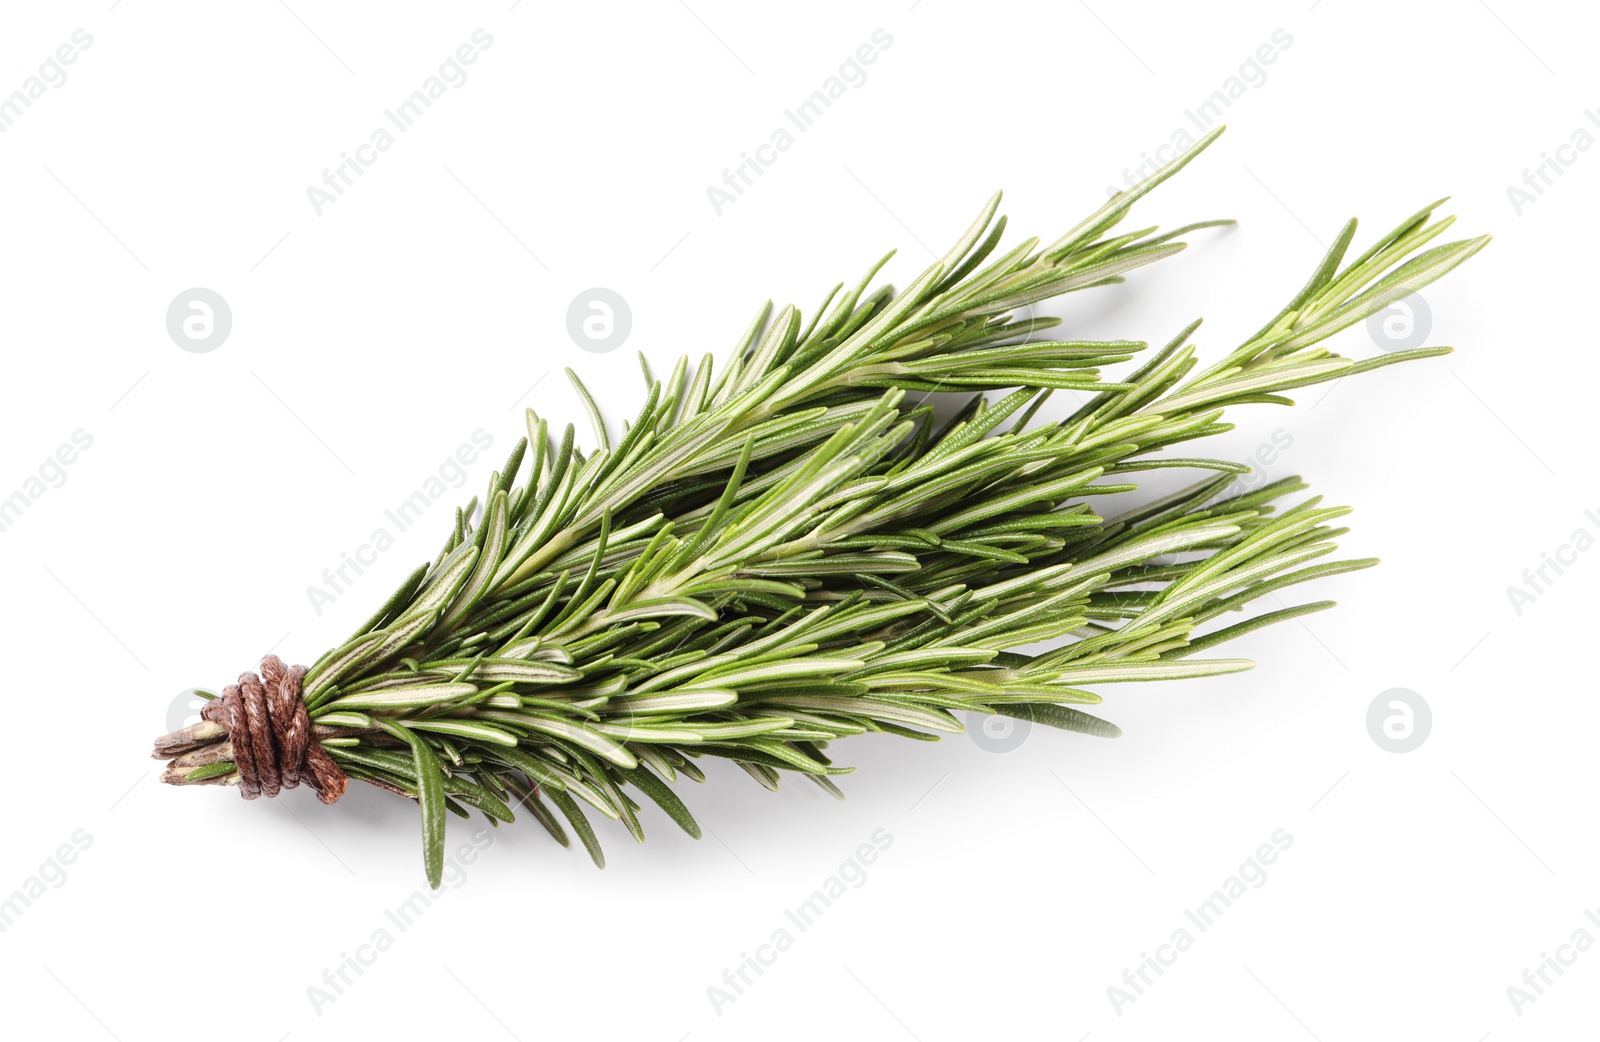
[202,655,348,803]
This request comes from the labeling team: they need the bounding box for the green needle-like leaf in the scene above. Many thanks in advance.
[380,719,447,888]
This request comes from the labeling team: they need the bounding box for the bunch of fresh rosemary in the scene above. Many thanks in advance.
[154,129,1486,885]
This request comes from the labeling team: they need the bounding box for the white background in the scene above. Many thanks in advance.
[0,1,1592,1039]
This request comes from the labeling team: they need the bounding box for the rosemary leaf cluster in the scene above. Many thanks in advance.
[158,131,1486,885]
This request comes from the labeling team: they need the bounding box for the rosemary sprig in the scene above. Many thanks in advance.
[154,131,1486,885]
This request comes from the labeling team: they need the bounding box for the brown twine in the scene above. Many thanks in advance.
[202,655,348,804]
